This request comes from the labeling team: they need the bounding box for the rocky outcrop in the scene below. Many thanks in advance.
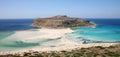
[32,15,96,28]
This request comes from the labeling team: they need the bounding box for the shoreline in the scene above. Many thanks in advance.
[0,28,119,55]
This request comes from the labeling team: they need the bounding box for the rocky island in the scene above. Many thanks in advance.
[32,15,96,28]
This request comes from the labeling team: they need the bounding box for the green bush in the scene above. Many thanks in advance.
[95,46,105,49]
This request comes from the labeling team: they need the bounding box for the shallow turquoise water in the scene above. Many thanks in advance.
[0,31,61,51]
[67,25,120,43]
[0,19,120,51]
[0,32,15,39]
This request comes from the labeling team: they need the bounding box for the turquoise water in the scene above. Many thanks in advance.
[67,19,120,43]
[0,32,15,39]
[0,31,61,51]
[0,19,120,51]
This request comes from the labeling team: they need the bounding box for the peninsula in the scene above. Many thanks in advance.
[32,15,96,28]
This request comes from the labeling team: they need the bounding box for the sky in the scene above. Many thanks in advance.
[0,0,120,18]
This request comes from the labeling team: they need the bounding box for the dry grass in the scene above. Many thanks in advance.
[0,44,120,57]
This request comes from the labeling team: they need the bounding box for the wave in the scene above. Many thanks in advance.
[1,41,39,48]
[0,32,15,39]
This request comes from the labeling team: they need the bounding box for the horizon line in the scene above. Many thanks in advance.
[0,18,120,19]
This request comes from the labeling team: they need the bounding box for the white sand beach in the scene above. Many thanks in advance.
[0,28,119,55]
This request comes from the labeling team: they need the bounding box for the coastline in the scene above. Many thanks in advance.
[0,28,119,55]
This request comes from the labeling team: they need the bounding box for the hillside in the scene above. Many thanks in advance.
[32,15,96,28]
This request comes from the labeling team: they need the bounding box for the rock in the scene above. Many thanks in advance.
[32,15,96,28]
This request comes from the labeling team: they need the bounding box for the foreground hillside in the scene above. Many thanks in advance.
[1,44,120,57]
[32,15,96,28]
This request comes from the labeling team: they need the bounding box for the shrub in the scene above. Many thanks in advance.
[95,46,105,49]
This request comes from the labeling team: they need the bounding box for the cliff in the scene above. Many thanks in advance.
[32,15,96,28]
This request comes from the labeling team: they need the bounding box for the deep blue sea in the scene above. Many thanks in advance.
[0,19,34,31]
[0,18,120,51]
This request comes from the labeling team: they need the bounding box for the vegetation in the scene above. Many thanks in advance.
[0,44,120,57]
[32,15,96,28]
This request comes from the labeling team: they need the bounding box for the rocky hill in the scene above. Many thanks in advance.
[32,15,96,28]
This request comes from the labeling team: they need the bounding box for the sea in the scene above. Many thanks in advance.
[67,19,120,43]
[0,18,120,51]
